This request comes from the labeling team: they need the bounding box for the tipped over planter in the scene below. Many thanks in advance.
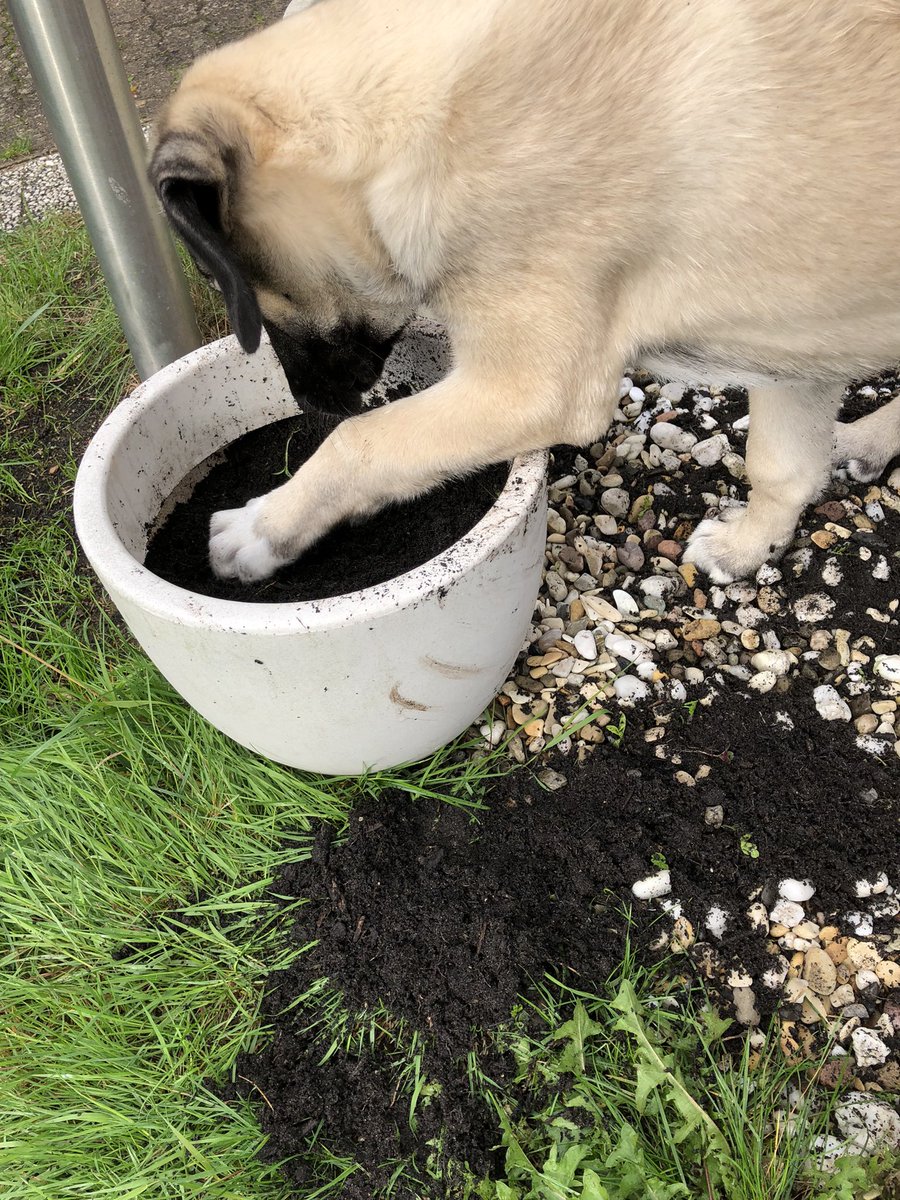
[74,319,548,774]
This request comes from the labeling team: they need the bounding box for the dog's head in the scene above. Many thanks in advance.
[149,88,414,418]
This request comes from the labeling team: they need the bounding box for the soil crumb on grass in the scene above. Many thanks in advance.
[144,415,508,603]
[221,686,899,1197]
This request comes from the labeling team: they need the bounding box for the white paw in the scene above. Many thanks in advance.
[683,505,787,585]
[832,456,883,484]
[209,497,292,583]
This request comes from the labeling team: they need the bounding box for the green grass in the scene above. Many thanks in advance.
[1,134,32,161]
[1,209,898,1200]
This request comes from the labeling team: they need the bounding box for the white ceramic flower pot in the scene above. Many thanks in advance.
[73,319,548,774]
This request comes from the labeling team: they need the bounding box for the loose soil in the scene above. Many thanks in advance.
[221,686,899,1198]
[144,415,509,602]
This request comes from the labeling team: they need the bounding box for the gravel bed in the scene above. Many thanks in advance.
[466,370,900,1162]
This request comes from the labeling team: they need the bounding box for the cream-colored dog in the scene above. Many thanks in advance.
[149,0,900,584]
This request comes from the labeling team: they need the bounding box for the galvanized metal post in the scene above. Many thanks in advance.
[8,0,201,379]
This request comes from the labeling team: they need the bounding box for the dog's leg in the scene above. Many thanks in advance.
[833,393,900,483]
[208,359,613,582]
[684,380,843,584]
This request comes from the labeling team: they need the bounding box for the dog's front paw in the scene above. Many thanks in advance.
[209,497,293,582]
[683,506,789,584]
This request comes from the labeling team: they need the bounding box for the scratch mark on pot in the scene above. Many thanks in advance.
[422,655,482,679]
[389,685,431,712]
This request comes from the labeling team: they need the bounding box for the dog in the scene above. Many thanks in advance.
[149,0,900,585]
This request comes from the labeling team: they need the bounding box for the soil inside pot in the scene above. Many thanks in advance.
[143,414,509,603]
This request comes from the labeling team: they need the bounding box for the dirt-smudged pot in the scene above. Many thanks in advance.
[74,319,548,774]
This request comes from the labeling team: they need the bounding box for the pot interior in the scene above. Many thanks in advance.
[104,320,452,563]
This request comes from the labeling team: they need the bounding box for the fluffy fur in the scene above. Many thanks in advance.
[149,0,900,583]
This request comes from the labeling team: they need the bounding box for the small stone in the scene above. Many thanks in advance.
[850,1028,891,1068]
[740,629,761,651]
[669,916,695,952]
[650,422,697,453]
[854,873,890,898]
[874,654,900,684]
[655,539,682,562]
[600,488,629,518]
[613,676,650,705]
[537,768,567,792]
[705,906,729,940]
[876,960,900,988]
[750,650,794,676]
[605,632,653,664]
[746,902,769,931]
[572,630,598,661]
[854,713,879,735]
[631,870,671,900]
[733,986,761,1026]
[811,529,837,550]
[813,685,852,722]
[748,670,778,694]
[617,541,645,571]
[678,562,698,588]
[794,593,836,623]
[835,1099,900,1156]
[769,900,805,928]
[691,433,729,466]
[847,939,883,971]
[779,878,815,903]
[612,589,641,618]
[804,946,837,996]
[829,984,856,1009]
[681,618,722,641]
[705,805,725,828]
[856,969,882,999]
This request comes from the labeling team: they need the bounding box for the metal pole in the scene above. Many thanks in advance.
[8,0,201,379]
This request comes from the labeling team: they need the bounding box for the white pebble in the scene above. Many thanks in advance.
[659,381,684,402]
[813,685,852,722]
[821,559,843,587]
[705,906,729,940]
[572,629,598,661]
[691,433,729,466]
[732,414,751,432]
[778,878,815,903]
[600,488,629,518]
[857,735,891,756]
[844,911,875,937]
[769,899,806,927]
[748,670,777,694]
[612,589,640,617]
[631,869,671,900]
[874,655,900,684]
[750,650,794,676]
[794,593,836,623]
[835,1098,900,1155]
[613,676,651,705]
[850,1029,891,1068]
[873,555,890,581]
[649,422,697,453]
[605,633,654,664]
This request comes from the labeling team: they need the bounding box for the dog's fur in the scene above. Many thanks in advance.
[149,0,900,584]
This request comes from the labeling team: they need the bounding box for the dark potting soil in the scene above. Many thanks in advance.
[219,685,899,1198]
[143,415,508,602]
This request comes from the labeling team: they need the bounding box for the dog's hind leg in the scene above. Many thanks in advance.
[683,380,844,584]
[833,392,900,483]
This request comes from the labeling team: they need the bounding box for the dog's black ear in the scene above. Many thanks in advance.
[151,143,262,354]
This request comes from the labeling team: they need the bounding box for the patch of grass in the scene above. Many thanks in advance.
[1,133,32,161]
[482,963,896,1200]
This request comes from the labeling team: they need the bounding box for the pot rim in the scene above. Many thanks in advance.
[74,334,548,635]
